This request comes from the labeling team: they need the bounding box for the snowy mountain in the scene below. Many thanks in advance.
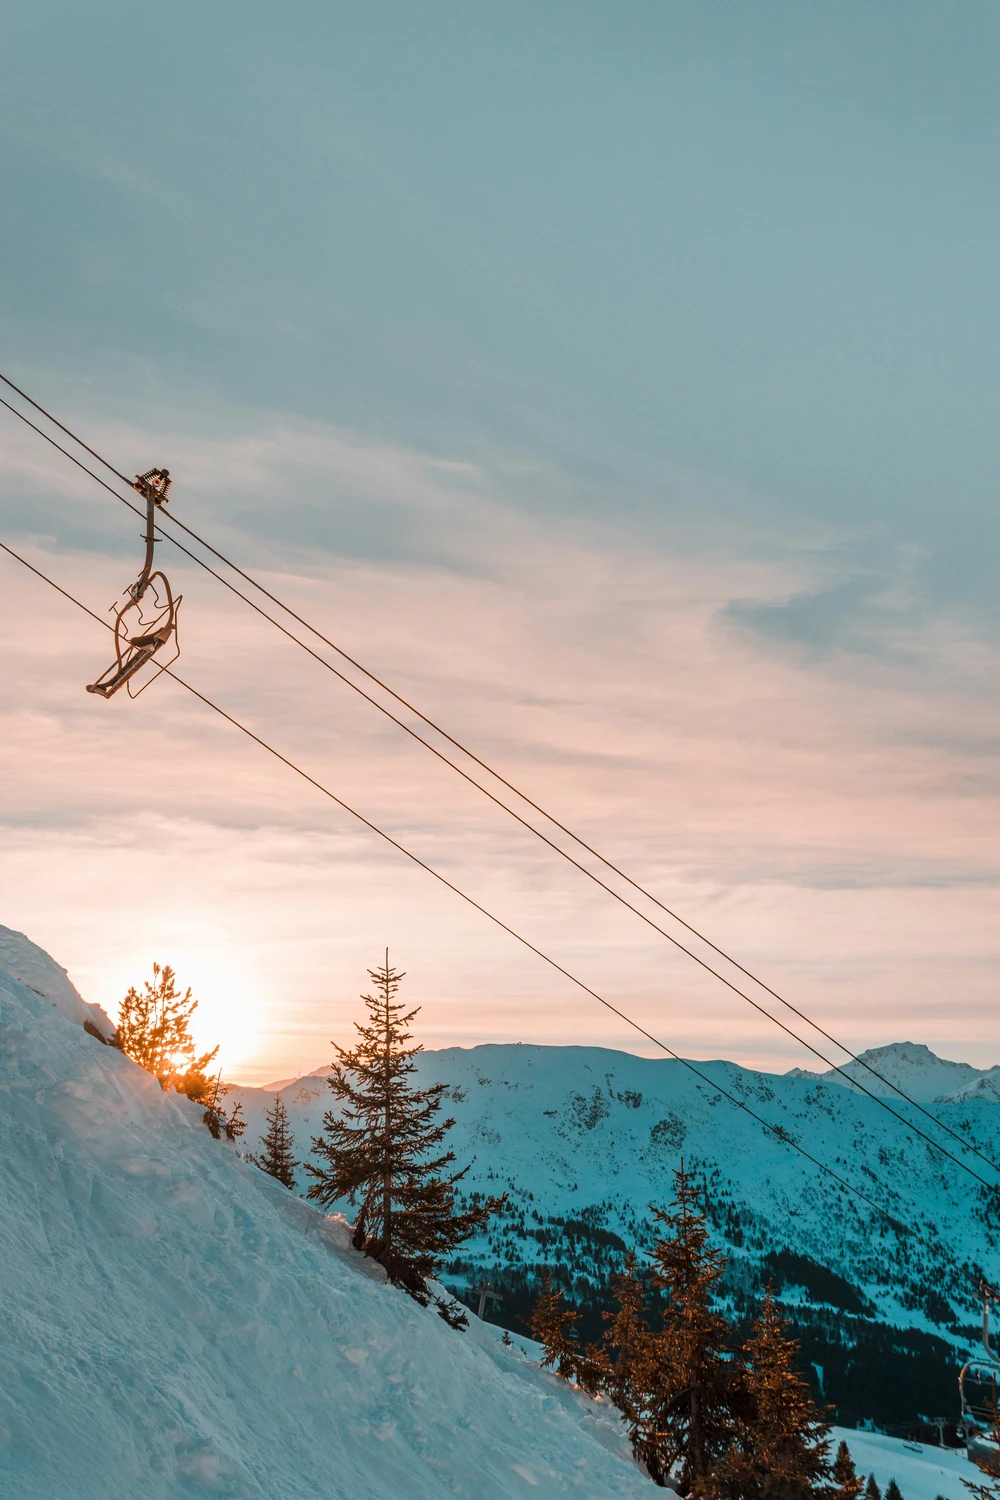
[787,1041,1000,1104]
[3,922,995,1496]
[232,1039,1000,1430]
[0,925,658,1499]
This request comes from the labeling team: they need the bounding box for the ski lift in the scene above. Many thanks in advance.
[85,469,182,699]
[959,1279,1000,1472]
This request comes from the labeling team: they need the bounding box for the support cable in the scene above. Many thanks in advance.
[0,533,981,1265]
[1,373,997,1181]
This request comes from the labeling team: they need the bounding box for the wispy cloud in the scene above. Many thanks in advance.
[2,403,999,1082]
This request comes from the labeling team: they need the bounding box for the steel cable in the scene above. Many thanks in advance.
[2,373,997,1183]
[0,533,984,1269]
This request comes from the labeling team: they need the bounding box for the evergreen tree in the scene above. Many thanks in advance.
[115,962,218,1092]
[531,1272,580,1377]
[636,1163,735,1492]
[963,1407,1000,1500]
[252,1094,298,1187]
[530,1272,603,1393]
[306,954,503,1303]
[707,1290,831,1499]
[831,1439,863,1500]
[883,1483,903,1500]
[201,1074,247,1141]
[863,1477,881,1500]
[599,1249,651,1428]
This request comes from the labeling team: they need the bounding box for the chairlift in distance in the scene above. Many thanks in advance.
[85,469,182,700]
[959,1279,1000,1475]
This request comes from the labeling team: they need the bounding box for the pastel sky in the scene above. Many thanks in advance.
[2,2,998,1084]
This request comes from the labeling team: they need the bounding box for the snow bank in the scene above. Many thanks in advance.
[832,1426,984,1500]
[0,922,113,1037]
[0,939,652,1498]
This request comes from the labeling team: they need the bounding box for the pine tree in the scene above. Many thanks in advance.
[306,954,503,1302]
[831,1438,863,1499]
[532,1273,581,1378]
[708,1289,831,1499]
[252,1094,298,1187]
[883,1483,903,1500]
[964,1406,1000,1500]
[201,1075,247,1141]
[863,1477,881,1500]
[635,1163,735,1492]
[115,962,218,1092]
[600,1249,651,1428]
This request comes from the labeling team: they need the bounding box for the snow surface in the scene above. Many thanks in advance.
[490,1331,983,1499]
[0,922,113,1037]
[828,1426,984,1500]
[0,930,657,1499]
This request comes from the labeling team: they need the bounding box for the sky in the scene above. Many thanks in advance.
[1,2,999,1084]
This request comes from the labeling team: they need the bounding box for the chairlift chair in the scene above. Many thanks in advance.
[85,469,182,699]
[959,1280,1000,1472]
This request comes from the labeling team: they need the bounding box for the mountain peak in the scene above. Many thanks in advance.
[788,1039,998,1102]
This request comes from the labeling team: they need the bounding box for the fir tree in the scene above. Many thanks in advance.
[599,1249,651,1428]
[863,1477,881,1500]
[963,1406,1000,1500]
[306,954,503,1304]
[883,1483,903,1500]
[252,1094,298,1187]
[201,1075,247,1141]
[636,1163,735,1492]
[708,1289,831,1499]
[532,1273,581,1378]
[115,962,218,1093]
[831,1439,863,1500]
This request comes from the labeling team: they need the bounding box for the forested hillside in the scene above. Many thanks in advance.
[234,1040,1000,1430]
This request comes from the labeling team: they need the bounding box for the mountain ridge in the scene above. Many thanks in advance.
[231,1037,1000,1428]
[785,1041,1000,1103]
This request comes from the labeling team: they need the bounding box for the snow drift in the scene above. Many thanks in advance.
[0,926,653,1499]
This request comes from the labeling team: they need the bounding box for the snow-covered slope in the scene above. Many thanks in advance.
[232,1041,1000,1428]
[0,922,113,1037]
[941,1072,1000,1105]
[827,1427,986,1500]
[0,932,654,1499]
[788,1041,1000,1103]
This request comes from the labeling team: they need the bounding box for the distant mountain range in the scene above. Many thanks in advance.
[231,1038,1000,1430]
[787,1042,1000,1104]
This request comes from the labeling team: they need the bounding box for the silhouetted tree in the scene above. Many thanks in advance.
[115,962,218,1094]
[637,1164,736,1491]
[863,1477,881,1500]
[201,1074,246,1141]
[708,1290,831,1498]
[963,1406,1000,1500]
[306,953,503,1308]
[831,1438,863,1500]
[252,1094,298,1187]
[599,1249,651,1431]
[883,1482,903,1500]
[531,1272,601,1389]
